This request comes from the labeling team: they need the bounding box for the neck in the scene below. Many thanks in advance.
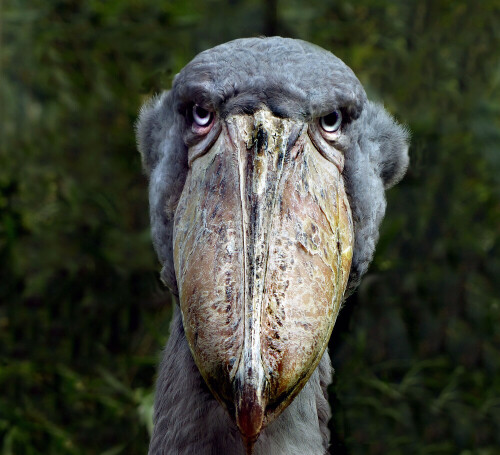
[148,306,332,455]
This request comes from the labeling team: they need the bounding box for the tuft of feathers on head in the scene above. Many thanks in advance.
[362,101,410,189]
[343,101,409,295]
[135,90,187,295]
[135,91,171,175]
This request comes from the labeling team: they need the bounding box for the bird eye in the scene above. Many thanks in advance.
[319,110,342,133]
[192,104,213,127]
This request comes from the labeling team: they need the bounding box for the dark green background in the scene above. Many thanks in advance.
[2,1,499,454]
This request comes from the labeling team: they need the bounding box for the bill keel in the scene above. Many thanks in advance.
[173,109,353,448]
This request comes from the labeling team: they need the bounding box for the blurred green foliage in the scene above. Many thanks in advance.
[1,0,499,454]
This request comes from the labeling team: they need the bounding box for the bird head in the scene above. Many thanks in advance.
[136,37,409,448]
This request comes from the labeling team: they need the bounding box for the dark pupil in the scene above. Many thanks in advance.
[195,106,209,119]
[323,111,339,126]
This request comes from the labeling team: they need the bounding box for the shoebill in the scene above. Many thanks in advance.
[136,37,409,455]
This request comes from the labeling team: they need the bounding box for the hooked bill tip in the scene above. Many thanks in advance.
[234,380,266,445]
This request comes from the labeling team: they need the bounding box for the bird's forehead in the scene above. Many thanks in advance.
[173,37,367,120]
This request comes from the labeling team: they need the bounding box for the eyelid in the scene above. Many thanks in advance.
[190,105,215,135]
[319,110,342,133]
[308,123,344,172]
[316,117,342,142]
[193,104,213,127]
[186,121,222,166]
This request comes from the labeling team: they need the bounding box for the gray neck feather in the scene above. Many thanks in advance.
[149,306,332,455]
